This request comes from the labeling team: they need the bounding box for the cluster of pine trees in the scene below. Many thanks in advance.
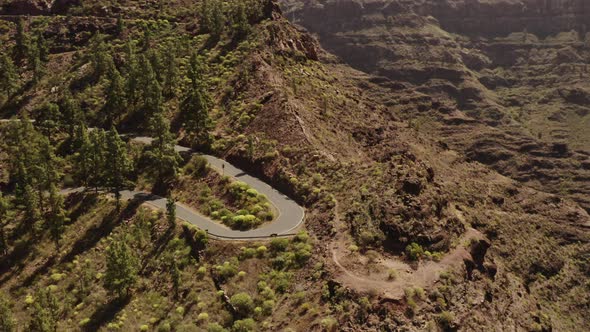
[0,18,49,103]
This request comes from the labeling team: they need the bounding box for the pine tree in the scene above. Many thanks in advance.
[38,102,61,142]
[47,184,68,252]
[199,0,212,33]
[0,53,19,96]
[182,52,211,146]
[137,54,162,120]
[210,0,225,41]
[90,34,111,80]
[0,293,15,332]
[166,196,176,228]
[104,237,138,299]
[116,14,125,37]
[141,28,151,52]
[163,45,179,98]
[105,128,132,210]
[29,288,59,332]
[171,259,180,299]
[35,30,49,62]
[60,90,83,142]
[144,113,181,188]
[104,65,126,127]
[14,18,30,62]
[232,1,250,40]
[88,129,107,192]
[124,40,139,104]
[36,137,61,211]
[73,123,93,186]
[22,184,40,230]
[0,194,9,256]
[31,47,44,83]
[148,49,163,83]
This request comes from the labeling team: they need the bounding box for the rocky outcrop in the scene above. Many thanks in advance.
[280,0,590,212]
[415,0,590,38]
[1,0,79,15]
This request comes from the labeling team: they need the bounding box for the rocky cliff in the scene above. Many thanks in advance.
[281,0,590,211]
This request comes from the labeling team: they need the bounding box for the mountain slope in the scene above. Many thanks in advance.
[0,0,588,331]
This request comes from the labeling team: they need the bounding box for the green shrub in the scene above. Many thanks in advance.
[185,156,209,177]
[240,247,257,259]
[232,319,256,332]
[216,261,238,280]
[270,238,289,252]
[405,243,424,261]
[320,317,337,332]
[256,246,267,257]
[230,293,254,316]
[387,269,397,281]
[140,325,149,331]
[157,321,172,332]
[438,311,455,328]
[414,287,426,301]
[207,323,228,332]
[294,231,310,243]
[261,300,275,315]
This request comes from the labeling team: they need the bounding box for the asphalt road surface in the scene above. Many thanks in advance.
[70,136,306,240]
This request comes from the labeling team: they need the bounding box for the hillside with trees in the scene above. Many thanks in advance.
[0,0,588,331]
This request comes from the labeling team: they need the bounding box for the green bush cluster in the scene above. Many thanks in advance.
[195,178,274,230]
[405,242,425,261]
[184,155,209,177]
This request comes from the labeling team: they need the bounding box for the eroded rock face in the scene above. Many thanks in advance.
[412,0,590,38]
[1,0,80,15]
[280,0,590,211]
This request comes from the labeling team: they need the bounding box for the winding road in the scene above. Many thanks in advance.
[129,137,305,239]
[1,119,305,240]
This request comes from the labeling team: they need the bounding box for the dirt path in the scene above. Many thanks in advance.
[329,200,479,300]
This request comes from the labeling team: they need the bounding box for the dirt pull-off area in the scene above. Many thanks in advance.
[330,226,483,300]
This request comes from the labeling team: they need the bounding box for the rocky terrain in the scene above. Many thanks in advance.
[0,0,588,331]
[281,0,590,212]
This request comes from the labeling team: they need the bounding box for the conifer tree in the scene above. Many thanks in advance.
[0,293,15,332]
[38,102,61,142]
[29,288,59,332]
[199,0,212,33]
[31,48,44,83]
[60,90,83,142]
[116,14,125,37]
[35,30,49,62]
[148,49,163,83]
[232,1,250,40]
[47,184,68,252]
[88,129,107,192]
[0,53,18,97]
[171,259,180,299]
[210,0,225,41]
[104,65,126,127]
[14,18,30,62]
[163,46,179,98]
[144,113,181,188]
[137,54,162,120]
[105,128,132,210]
[141,28,151,52]
[166,196,176,228]
[0,194,9,257]
[124,40,139,104]
[182,52,211,146]
[73,123,93,186]
[90,34,111,80]
[22,184,40,230]
[104,236,138,299]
